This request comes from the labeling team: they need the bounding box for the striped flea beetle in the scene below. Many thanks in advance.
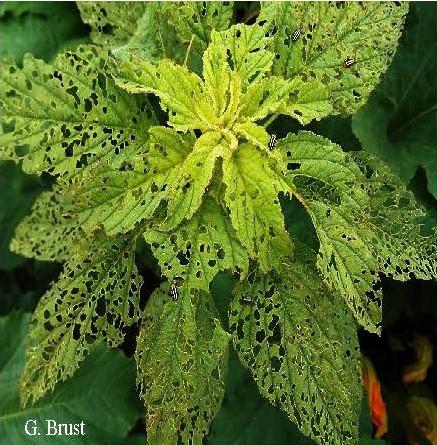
[268,134,277,150]
[343,57,355,68]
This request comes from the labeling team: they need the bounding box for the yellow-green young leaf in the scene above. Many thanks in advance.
[167,1,234,54]
[279,78,333,125]
[259,1,408,115]
[21,234,142,404]
[239,76,293,122]
[0,45,154,176]
[10,189,82,262]
[222,143,292,273]
[161,131,231,230]
[234,122,269,150]
[145,197,249,292]
[229,254,361,445]
[136,284,230,445]
[202,43,242,126]
[211,22,273,87]
[275,132,437,333]
[114,56,217,132]
[69,128,225,235]
[202,44,233,117]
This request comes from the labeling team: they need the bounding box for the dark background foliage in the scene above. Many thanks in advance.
[0,2,435,445]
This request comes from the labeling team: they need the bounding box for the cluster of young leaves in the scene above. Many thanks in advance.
[1,2,437,445]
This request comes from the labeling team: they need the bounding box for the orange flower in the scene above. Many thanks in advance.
[362,356,388,438]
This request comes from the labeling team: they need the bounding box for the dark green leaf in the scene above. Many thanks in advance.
[352,4,437,198]
[0,312,141,445]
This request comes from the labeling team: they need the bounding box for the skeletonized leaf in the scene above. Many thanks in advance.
[275,132,437,333]
[0,45,155,176]
[275,132,381,332]
[352,151,437,281]
[136,284,230,445]
[10,189,82,262]
[145,197,249,291]
[229,251,361,445]
[20,234,142,404]
[259,1,408,115]
[222,143,293,272]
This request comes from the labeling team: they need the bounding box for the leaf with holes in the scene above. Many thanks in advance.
[274,132,437,333]
[229,249,361,445]
[259,1,408,115]
[211,23,331,124]
[145,197,248,291]
[222,143,292,273]
[10,189,83,262]
[0,45,155,177]
[20,234,142,404]
[2,4,437,445]
[167,1,234,55]
[136,283,230,445]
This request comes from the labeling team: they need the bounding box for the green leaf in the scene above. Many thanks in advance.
[229,251,361,445]
[0,312,141,445]
[77,1,186,63]
[114,56,217,132]
[275,132,381,331]
[275,132,437,333]
[0,2,87,63]
[259,1,408,115]
[10,189,82,262]
[69,128,229,235]
[67,127,193,234]
[145,197,249,292]
[167,1,234,55]
[0,45,155,176]
[239,76,293,122]
[20,234,142,404]
[136,284,230,445]
[352,3,437,198]
[279,78,333,125]
[209,349,316,445]
[351,151,437,282]
[222,143,293,272]
[211,23,273,87]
